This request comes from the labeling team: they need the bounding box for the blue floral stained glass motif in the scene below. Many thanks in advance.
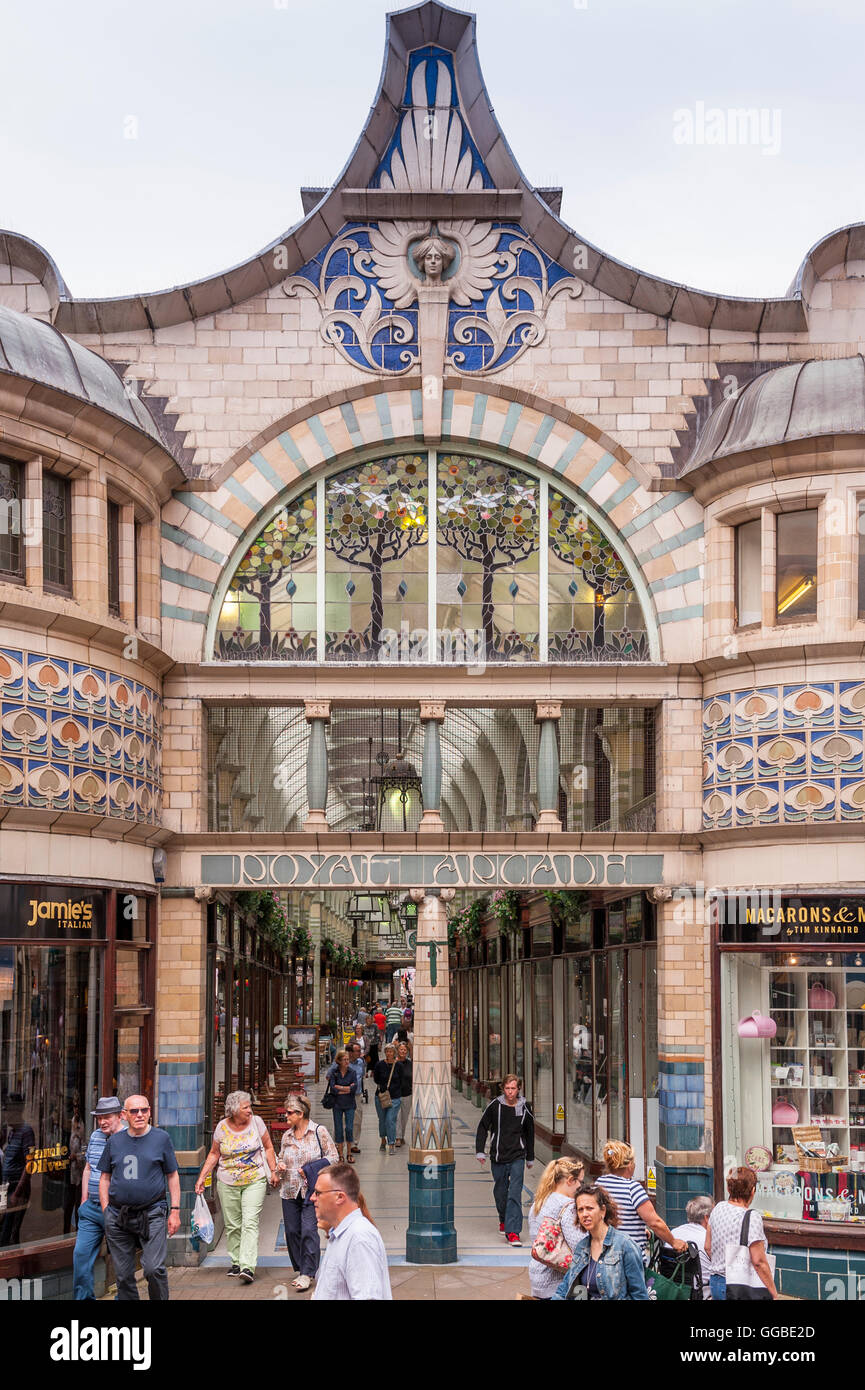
[547,488,649,660]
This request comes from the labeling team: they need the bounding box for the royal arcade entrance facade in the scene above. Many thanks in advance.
[2,1,865,1296]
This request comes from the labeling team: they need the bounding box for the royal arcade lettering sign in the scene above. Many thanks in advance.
[200,851,664,891]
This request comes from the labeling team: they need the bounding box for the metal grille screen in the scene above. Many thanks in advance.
[207,704,655,833]
[207,705,307,832]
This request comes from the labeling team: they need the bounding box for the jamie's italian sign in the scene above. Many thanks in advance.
[200,851,664,890]
[0,885,105,939]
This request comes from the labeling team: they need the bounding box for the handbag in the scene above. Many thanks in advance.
[377,1061,397,1110]
[724,1209,776,1301]
[646,1235,695,1302]
[772,1096,799,1125]
[320,1077,335,1111]
[531,1213,573,1273]
[299,1126,331,1205]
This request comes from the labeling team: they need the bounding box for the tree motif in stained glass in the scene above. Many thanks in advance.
[325,456,428,660]
[217,489,316,659]
[548,489,648,660]
[437,455,538,661]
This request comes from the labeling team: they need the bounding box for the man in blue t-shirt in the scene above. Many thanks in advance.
[98,1093,180,1301]
[72,1096,126,1298]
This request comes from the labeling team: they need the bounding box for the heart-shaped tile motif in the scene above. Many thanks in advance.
[743,696,767,716]
[82,673,99,697]
[0,763,13,786]
[795,784,825,806]
[794,689,822,711]
[822,736,851,760]
[80,775,101,798]
[60,720,80,744]
[707,794,726,815]
[0,655,12,679]
[12,712,37,736]
[745,789,769,809]
[38,664,60,688]
[767,739,794,762]
[39,768,60,791]
[723,745,747,767]
[706,701,726,725]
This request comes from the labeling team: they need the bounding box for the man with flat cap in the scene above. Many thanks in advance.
[73,1096,126,1300]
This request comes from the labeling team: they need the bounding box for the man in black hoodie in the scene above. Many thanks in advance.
[475,1074,534,1245]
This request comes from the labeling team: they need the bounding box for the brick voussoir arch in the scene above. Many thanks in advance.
[161,384,703,658]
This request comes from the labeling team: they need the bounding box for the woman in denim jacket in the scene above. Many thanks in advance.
[552,1185,648,1301]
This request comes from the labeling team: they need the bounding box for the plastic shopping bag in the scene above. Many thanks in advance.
[191,1193,215,1245]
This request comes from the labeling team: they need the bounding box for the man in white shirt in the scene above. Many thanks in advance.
[310,1163,392,1300]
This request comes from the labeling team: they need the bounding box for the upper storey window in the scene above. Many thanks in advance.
[213,452,652,664]
[42,473,71,593]
[776,509,817,623]
[0,457,24,580]
[735,519,762,627]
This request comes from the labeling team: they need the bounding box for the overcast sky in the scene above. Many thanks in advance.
[2,0,863,301]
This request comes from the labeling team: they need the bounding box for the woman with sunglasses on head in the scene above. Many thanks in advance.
[195,1090,279,1285]
[527,1157,585,1299]
[275,1094,338,1292]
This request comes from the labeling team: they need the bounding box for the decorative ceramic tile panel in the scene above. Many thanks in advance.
[0,648,161,824]
[703,681,865,828]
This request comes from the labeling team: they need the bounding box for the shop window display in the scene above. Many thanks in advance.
[0,944,101,1251]
[722,952,865,1224]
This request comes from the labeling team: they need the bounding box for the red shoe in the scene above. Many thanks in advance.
[506,1232,522,1246]
[499,1222,505,1234]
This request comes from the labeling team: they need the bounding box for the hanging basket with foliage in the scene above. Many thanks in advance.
[490,888,521,935]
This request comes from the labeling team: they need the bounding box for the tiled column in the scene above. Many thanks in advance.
[304,699,330,830]
[535,700,562,831]
[406,888,457,1263]
[70,474,101,611]
[652,886,713,1225]
[156,889,209,1262]
[419,700,445,834]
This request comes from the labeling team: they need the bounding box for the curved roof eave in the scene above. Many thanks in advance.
[9,0,829,338]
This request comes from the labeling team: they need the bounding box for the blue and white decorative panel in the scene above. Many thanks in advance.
[702,681,865,827]
[0,648,162,824]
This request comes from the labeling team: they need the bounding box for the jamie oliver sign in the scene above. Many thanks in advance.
[0,885,106,939]
[718,894,865,944]
[200,851,664,890]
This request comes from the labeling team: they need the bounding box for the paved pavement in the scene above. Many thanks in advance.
[111,1078,538,1299]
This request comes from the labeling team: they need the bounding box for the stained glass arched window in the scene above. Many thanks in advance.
[212,452,653,663]
[215,487,316,659]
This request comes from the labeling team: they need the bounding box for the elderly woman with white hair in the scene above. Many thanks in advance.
[276,1093,338,1291]
[196,1090,279,1284]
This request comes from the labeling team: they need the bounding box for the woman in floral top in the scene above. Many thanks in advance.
[527,1157,584,1299]
[277,1093,338,1292]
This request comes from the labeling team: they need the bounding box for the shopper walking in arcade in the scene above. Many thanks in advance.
[363,1013,380,1073]
[73,1096,127,1300]
[326,1049,358,1162]
[475,1074,535,1245]
[275,1093,338,1293]
[310,1163,392,1300]
[527,1157,585,1300]
[373,1042,403,1154]
[195,1090,279,1285]
[349,1041,367,1153]
[395,1040,412,1148]
[598,1140,687,1256]
[552,1185,649,1301]
[98,1094,180,1301]
[385,999,403,1043]
[706,1167,779,1301]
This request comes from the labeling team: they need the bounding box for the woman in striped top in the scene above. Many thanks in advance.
[598,1141,688,1256]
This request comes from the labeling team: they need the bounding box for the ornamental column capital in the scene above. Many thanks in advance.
[304,700,331,723]
[419,701,446,722]
[535,700,562,722]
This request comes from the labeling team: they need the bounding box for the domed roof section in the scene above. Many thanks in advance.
[0,302,164,446]
[685,354,865,471]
